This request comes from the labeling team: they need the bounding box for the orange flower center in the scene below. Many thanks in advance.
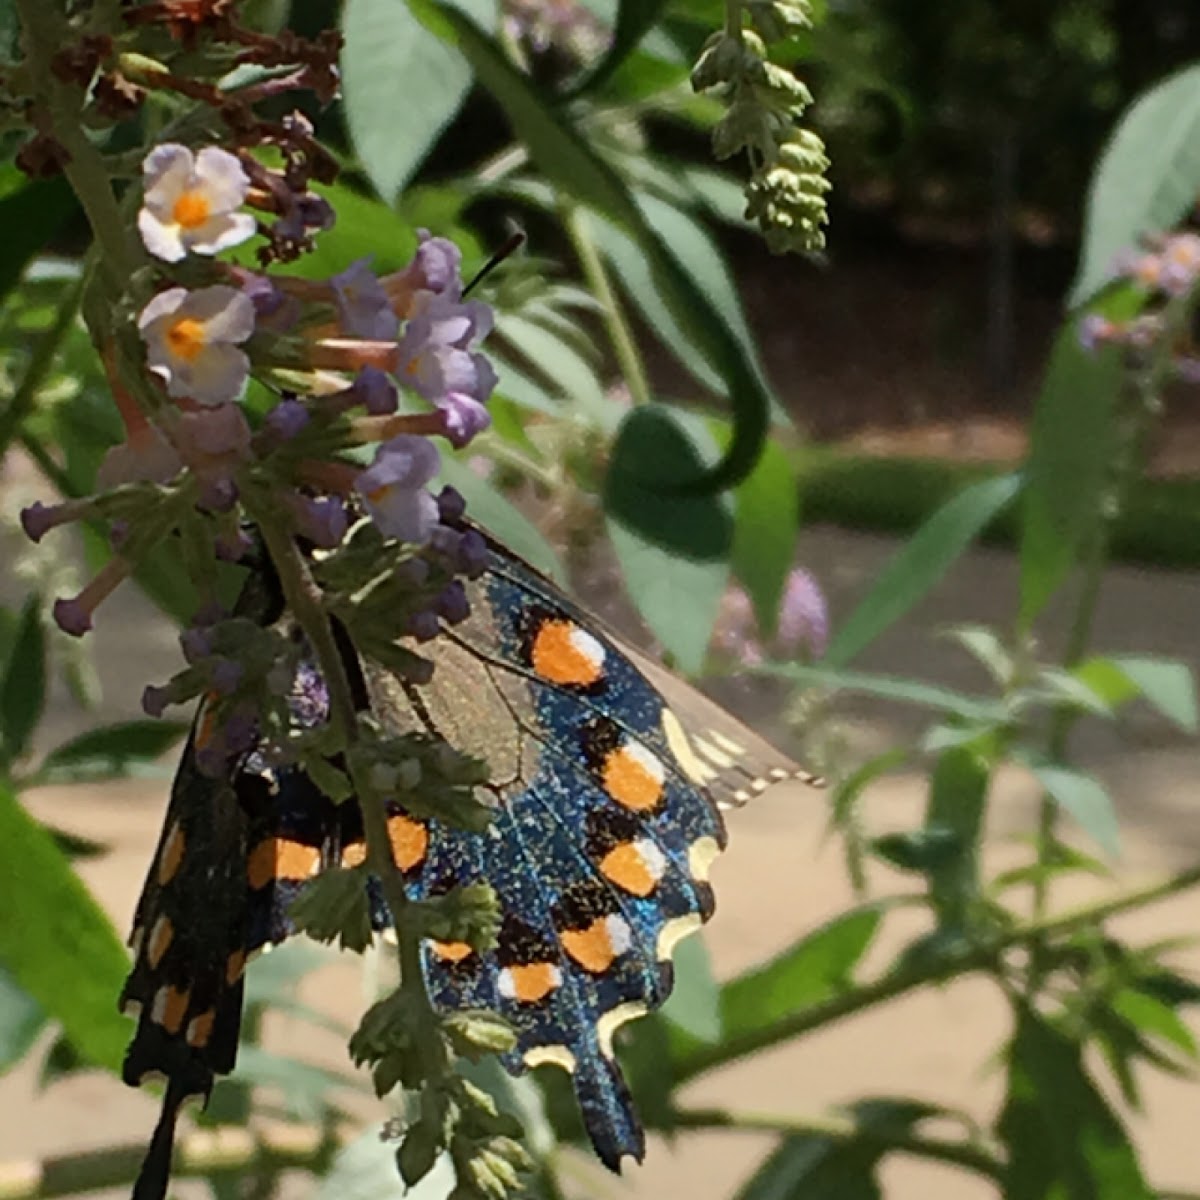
[172,190,211,230]
[166,317,207,362]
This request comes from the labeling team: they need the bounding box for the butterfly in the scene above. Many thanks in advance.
[119,524,820,1200]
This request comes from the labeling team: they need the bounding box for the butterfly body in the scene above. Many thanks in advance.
[121,529,819,1194]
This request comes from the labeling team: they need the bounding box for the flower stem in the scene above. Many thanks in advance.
[674,1107,1003,1180]
[562,201,651,407]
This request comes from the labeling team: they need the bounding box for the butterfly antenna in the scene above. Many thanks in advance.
[464,228,527,296]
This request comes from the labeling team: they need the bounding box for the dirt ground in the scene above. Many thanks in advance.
[1,521,1198,1199]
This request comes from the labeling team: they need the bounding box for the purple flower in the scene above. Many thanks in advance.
[436,485,467,524]
[355,434,441,543]
[331,257,400,340]
[437,388,492,448]
[776,568,829,660]
[1078,314,1115,353]
[408,231,463,298]
[436,580,470,625]
[406,609,440,641]
[457,529,488,578]
[350,365,398,415]
[287,493,349,548]
[264,396,311,441]
[1159,232,1200,297]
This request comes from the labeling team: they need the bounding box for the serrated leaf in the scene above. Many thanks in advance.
[1001,1004,1153,1200]
[1029,763,1120,859]
[1071,64,1200,306]
[0,783,130,1072]
[824,474,1020,668]
[0,595,45,766]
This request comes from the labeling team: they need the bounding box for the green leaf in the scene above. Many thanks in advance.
[341,0,492,203]
[1028,763,1120,859]
[736,1136,881,1200]
[1001,1004,1153,1200]
[1071,64,1200,306]
[757,663,1005,722]
[0,963,45,1072]
[0,594,45,766]
[923,746,990,926]
[1018,312,1128,628]
[675,907,882,1071]
[731,435,799,638]
[871,827,963,874]
[660,933,721,1044]
[567,0,672,98]
[824,474,1020,667]
[437,454,565,584]
[605,407,731,672]
[37,719,188,784]
[1112,988,1198,1060]
[1109,656,1199,733]
[415,3,772,489]
[0,783,131,1072]
[0,172,76,304]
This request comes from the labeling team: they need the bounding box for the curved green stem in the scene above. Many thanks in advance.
[562,201,651,407]
[674,1107,1003,1180]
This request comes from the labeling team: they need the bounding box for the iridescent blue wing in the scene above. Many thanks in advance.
[363,531,820,1168]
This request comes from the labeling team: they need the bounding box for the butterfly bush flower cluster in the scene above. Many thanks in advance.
[1080,230,1200,383]
[15,5,497,774]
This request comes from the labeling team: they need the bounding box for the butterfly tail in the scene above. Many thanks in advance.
[131,1076,194,1200]
[573,1049,646,1171]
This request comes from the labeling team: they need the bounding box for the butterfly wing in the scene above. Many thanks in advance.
[361,532,820,1167]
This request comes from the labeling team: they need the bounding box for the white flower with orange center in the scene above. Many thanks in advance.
[138,286,256,405]
[138,144,256,263]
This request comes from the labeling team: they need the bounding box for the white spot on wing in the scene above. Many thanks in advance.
[568,627,606,672]
[687,836,722,883]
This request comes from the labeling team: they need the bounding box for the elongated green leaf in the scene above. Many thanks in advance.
[1018,296,1139,628]
[38,719,188,784]
[0,963,44,1072]
[567,0,672,98]
[605,407,731,672]
[1001,1005,1153,1200]
[0,595,45,766]
[1112,988,1198,1060]
[1071,64,1200,306]
[732,437,799,638]
[0,784,130,1072]
[1029,763,1120,859]
[410,2,771,489]
[758,664,1005,723]
[437,454,565,584]
[675,907,881,1073]
[1110,656,1199,733]
[341,0,492,203]
[824,474,1020,667]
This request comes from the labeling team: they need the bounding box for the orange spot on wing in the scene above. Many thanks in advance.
[187,1009,216,1048]
[246,837,321,889]
[561,919,616,973]
[430,940,474,963]
[506,963,560,1003]
[600,842,656,896]
[531,620,603,687]
[158,986,189,1034]
[158,822,185,885]
[387,814,427,873]
[341,840,367,868]
[603,747,663,812]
